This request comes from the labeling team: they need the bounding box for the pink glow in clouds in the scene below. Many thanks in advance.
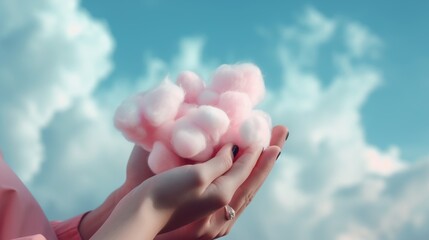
[114,63,272,173]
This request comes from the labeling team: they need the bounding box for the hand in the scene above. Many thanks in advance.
[123,145,155,191]
[154,125,289,240]
[80,125,288,239]
[79,145,155,240]
[90,143,264,239]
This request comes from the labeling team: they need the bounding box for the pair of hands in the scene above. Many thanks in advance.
[80,125,289,240]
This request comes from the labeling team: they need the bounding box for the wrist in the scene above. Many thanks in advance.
[79,186,127,240]
[89,185,163,240]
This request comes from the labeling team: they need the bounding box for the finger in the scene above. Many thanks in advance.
[270,125,289,147]
[229,127,288,214]
[125,145,154,187]
[205,146,280,235]
[198,144,235,183]
[232,146,280,215]
[205,145,262,203]
[221,126,288,224]
[204,127,290,238]
[216,145,262,191]
[193,208,232,240]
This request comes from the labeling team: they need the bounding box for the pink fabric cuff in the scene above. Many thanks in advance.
[50,212,89,240]
[12,234,47,240]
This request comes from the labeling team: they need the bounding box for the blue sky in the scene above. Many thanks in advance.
[1,0,429,239]
[84,0,429,161]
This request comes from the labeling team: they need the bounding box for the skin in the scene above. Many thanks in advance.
[80,125,289,240]
[156,125,288,239]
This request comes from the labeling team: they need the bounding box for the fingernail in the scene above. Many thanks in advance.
[232,145,239,158]
[285,132,290,141]
[276,151,282,160]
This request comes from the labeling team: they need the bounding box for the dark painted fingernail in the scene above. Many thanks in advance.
[232,145,239,158]
[285,132,290,141]
[276,151,282,160]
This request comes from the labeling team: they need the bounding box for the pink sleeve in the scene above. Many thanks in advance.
[12,234,47,240]
[0,154,57,240]
[1,152,87,240]
[9,214,87,240]
[50,213,88,240]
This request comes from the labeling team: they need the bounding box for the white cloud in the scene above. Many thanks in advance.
[137,37,217,90]
[268,6,401,199]
[31,98,131,219]
[345,22,382,59]
[228,8,428,240]
[280,6,337,67]
[0,0,113,182]
[328,160,429,240]
[269,10,385,198]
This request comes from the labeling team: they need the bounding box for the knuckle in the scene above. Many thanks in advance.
[214,154,233,171]
[196,221,211,238]
[246,145,263,157]
[189,167,207,187]
[208,230,219,239]
[223,155,233,169]
[244,192,255,207]
[213,191,232,207]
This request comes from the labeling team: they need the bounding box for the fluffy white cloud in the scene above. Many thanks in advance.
[0,0,113,182]
[345,22,382,59]
[269,7,386,199]
[228,7,428,240]
[326,159,429,240]
[31,97,131,219]
[137,37,217,89]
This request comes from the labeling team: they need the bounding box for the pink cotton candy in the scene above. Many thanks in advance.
[189,106,230,143]
[114,94,143,135]
[148,141,186,173]
[197,89,219,105]
[218,91,252,126]
[142,80,184,127]
[114,63,273,174]
[114,94,150,144]
[171,105,229,160]
[240,110,272,148]
[211,63,265,105]
[176,103,197,119]
[176,71,205,103]
[172,121,207,159]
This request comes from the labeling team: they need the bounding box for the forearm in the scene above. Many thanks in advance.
[78,185,128,240]
[88,186,164,240]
